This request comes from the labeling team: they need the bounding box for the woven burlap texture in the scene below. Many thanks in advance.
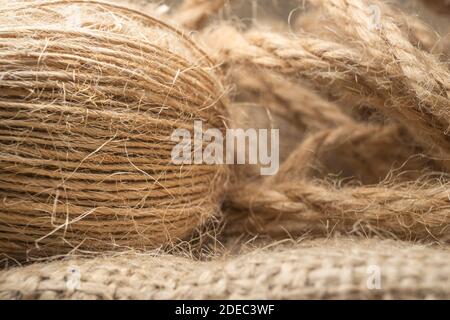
[1,237,449,299]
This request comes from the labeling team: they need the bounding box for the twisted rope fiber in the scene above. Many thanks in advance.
[230,68,441,185]
[294,1,449,57]
[225,126,450,241]
[199,0,450,242]
[0,0,229,260]
[204,2,450,161]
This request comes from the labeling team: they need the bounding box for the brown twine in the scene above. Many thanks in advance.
[200,0,450,242]
[203,30,450,167]
[0,0,450,262]
[0,0,228,260]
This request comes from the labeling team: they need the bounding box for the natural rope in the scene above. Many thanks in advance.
[204,25,450,167]
[224,123,449,242]
[199,0,450,243]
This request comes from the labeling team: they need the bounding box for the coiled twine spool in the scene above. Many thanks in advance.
[0,0,228,260]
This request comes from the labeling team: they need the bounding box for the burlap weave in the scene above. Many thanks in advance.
[1,238,449,299]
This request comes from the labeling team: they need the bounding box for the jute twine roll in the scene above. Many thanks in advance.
[0,0,228,260]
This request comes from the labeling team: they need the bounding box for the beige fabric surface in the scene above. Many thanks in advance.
[0,237,449,299]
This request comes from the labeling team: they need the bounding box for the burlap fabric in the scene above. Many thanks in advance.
[1,238,449,299]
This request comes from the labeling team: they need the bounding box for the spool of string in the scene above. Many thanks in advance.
[0,0,228,260]
[195,0,450,243]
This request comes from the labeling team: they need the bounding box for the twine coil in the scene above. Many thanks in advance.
[0,0,228,259]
